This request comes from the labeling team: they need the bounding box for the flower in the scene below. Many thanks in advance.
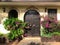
[45,22,49,28]
[41,16,58,33]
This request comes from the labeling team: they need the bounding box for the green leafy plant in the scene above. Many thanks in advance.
[3,18,26,40]
[8,29,24,40]
[3,18,26,30]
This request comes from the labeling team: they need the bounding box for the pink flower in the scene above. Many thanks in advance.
[45,22,49,28]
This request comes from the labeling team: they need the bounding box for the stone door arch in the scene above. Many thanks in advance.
[24,9,40,36]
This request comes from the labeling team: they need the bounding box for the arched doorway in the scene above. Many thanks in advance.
[8,9,18,18]
[24,9,40,37]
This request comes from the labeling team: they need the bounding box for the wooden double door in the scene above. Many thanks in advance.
[24,10,40,37]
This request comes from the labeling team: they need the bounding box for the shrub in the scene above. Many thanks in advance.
[3,18,26,40]
[41,16,60,37]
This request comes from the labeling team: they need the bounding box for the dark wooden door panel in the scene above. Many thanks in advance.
[24,10,40,36]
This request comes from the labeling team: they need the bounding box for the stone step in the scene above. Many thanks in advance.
[17,37,41,45]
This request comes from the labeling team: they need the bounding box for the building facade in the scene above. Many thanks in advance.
[0,0,60,37]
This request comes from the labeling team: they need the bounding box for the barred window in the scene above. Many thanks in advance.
[48,9,57,19]
[48,9,57,17]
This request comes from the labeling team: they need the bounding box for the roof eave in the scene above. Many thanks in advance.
[0,2,60,6]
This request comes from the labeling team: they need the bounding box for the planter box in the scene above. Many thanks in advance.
[41,35,60,42]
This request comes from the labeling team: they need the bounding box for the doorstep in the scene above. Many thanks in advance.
[17,37,41,45]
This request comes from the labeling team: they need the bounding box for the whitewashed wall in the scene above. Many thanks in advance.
[0,6,60,24]
[57,8,60,21]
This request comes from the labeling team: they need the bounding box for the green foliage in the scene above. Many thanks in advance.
[3,18,26,30]
[41,27,53,38]
[3,18,26,40]
[8,29,24,40]
[41,16,60,37]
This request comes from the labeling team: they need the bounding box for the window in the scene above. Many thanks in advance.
[48,9,57,17]
[8,9,18,18]
[48,9,57,20]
